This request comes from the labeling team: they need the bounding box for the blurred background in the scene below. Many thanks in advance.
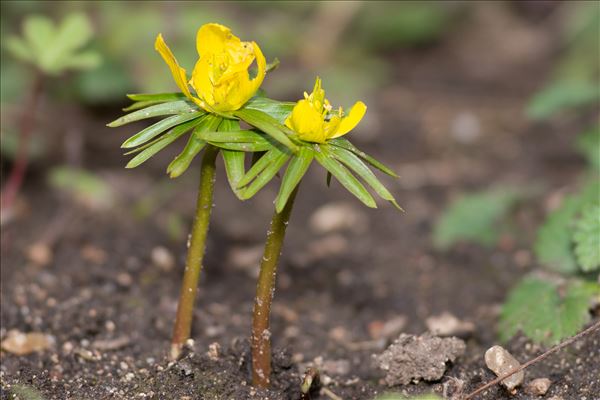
[0,1,598,398]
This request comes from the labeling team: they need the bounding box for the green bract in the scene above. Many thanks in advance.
[109,92,299,199]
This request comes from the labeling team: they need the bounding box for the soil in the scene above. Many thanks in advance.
[1,4,599,400]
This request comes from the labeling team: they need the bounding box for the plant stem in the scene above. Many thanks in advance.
[1,72,44,213]
[251,185,300,388]
[170,144,219,359]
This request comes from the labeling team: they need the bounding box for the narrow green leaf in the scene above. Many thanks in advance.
[242,97,295,124]
[197,129,270,144]
[207,142,272,152]
[240,151,291,200]
[126,117,205,168]
[109,100,199,127]
[121,111,204,148]
[275,146,314,213]
[219,119,246,199]
[326,171,332,187]
[235,108,298,152]
[329,138,399,178]
[122,100,164,112]
[266,57,280,73]
[314,145,377,208]
[126,92,185,102]
[238,147,286,188]
[222,150,246,198]
[166,115,221,177]
[166,134,206,178]
[330,146,402,210]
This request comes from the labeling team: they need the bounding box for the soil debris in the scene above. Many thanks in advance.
[376,333,466,386]
[26,242,53,266]
[151,246,175,271]
[0,330,54,355]
[525,377,551,396]
[308,202,367,234]
[425,312,475,338]
[484,345,524,392]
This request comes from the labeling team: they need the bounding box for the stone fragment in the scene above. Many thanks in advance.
[151,246,175,271]
[1,330,54,355]
[27,243,53,266]
[525,378,551,396]
[376,333,466,385]
[484,345,524,391]
[426,312,475,338]
[309,202,367,234]
[368,316,407,340]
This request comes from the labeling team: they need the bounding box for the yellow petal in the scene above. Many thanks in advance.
[155,34,194,101]
[247,41,266,98]
[285,100,327,143]
[329,101,367,139]
[190,56,215,105]
[196,23,234,58]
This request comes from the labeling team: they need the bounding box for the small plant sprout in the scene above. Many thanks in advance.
[2,13,100,215]
[109,23,297,359]
[238,77,402,387]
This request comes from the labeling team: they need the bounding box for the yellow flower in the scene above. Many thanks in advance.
[285,77,367,143]
[155,23,266,113]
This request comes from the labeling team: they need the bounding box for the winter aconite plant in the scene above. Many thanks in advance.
[110,23,400,387]
[236,77,401,387]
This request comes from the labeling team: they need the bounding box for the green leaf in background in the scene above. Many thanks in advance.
[573,202,600,272]
[526,81,600,120]
[8,384,45,400]
[48,166,113,209]
[6,13,101,75]
[433,188,519,250]
[534,181,599,273]
[356,2,458,50]
[500,277,599,345]
[576,126,600,171]
[534,196,581,274]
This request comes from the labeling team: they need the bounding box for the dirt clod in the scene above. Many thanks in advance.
[376,333,466,386]
[0,330,54,355]
[485,345,524,391]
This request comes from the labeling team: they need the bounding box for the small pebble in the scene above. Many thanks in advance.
[526,378,551,396]
[484,345,524,391]
[426,312,475,338]
[151,246,175,271]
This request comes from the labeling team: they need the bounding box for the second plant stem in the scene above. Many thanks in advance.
[251,185,300,388]
[170,144,219,360]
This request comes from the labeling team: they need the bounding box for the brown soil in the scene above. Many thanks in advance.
[1,4,599,400]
